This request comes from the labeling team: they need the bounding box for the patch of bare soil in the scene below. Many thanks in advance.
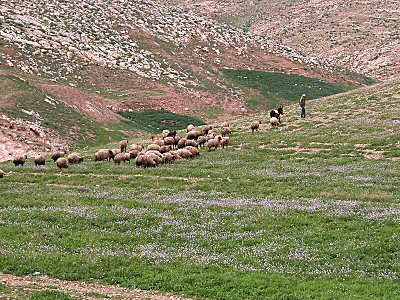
[0,273,191,300]
[36,84,124,124]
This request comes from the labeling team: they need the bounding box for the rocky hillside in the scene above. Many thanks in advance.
[0,0,375,160]
[168,0,400,80]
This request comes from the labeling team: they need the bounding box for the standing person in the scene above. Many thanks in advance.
[299,94,306,118]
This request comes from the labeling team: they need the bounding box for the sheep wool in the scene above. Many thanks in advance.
[56,157,69,169]
[34,154,46,166]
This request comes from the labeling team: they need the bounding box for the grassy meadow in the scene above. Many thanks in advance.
[0,80,399,299]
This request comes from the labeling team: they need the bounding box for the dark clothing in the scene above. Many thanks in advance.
[299,96,306,118]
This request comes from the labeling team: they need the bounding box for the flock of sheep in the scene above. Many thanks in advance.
[0,109,284,176]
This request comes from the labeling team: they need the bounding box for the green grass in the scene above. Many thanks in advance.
[221,69,351,109]
[118,109,206,133]
[28,290,77,300]
[0,80,399,299]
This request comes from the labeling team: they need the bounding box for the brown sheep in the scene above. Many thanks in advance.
[207,136,222,151]
[129,149,142,159]
[221,127,231,137]
[187,130,201,140]
[147,144,161,152]
[176,148,193,159]
[109,149,121,161]
[68,153,83,164]
[185,146,200,157]
[187,124,195,132]
[51,150,66,161]
[201,125,213,136]
[120,140,128,152]
[13,154,27,166]
[114,153,130,164]
[34,154,46,166]
[162,152,174,163]
[177,138,187,149]
[197,136,207,148]
[221,137,230,149]
[130,143,144,151]
[163,136,175,147]
[0,170,4,178]
[221,121,230,128]
[95,150,111,162]
[160,145,171,154]
[136,153,156,168]
[250,121,262,132]
[56,157,68,169]
[185,139,198,148]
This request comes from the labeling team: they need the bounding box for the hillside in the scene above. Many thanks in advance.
[0,0,374,160]
[0,79,399,299]
[168,0,400,80]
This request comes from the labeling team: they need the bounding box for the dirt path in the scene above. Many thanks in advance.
[0,273,191,300]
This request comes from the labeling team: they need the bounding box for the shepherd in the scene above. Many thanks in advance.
[299,94,306,118]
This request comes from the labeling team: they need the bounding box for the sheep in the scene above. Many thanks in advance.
[51,150,66,161]
[173,135,181,149]
[197,135,207,148]
[187,130,201,140]
[130,143,144,151]
[56,157,68,169]
[176,148,193,159]
[162,129,170,137]
[68,153,83,164]
[170,151,183,161]
[221,137,230,149]
[129,149,141,159]
[166,130,177,137]
[221,121,230,128]
[270,117,279,127]
[185,146,200,157]
[163,136,175,148]
[146,152,164,164]
[270,107,283,123]
[207,136,222,151]
[187,124,195,132]
[114,152,130,164]
[95,150,111,162]
[136,153,156,168]
[34,154,46,166]
[221,127,231,137]
[0,170,4,178]
[250,121,261,132]
[177,138,187,149]
[185,139,198,148]
[108,149,121,161]
[13,154,27,166]
[160,145,171,154]
[119,139,128,152]
[162,152,174,163]
[147,144,161,152]
[201,125,213,136]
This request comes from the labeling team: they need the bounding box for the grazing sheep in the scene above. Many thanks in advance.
[187,130,201,140]
[0,170,4,178]
[197,136,207,148]
[163,136,175,148]
[270,107,284,123]
[95,150,111,162]
[201,125,213,136]
[153,138,165,147]
[68,153,83,164]
[221,121,230,128]
[146,152,163,164]
[221,137,230,149]
[162,152,174,163]
[108,149,121,161]
[176,148,193,159]
[270,117,279,127]
[160,145,171,154]
[177,138,187,149]
[185,146,200,157]
[221,127,231,137]
[129,149,142,159]
[170,151,183,161]
[250,121,261,132]
[136,153,156,168]
[166,130,177,137]
[120,139,129,152]
[130,143,144,151]
[34,154,46,166]
[185,139,198,148]
[162,129,170,137]
[147,144,161,152]
[114,152,130,164]
[13,154,27,166]
[173,136,181,149]
[207,136,222,151]
[56,157,68,169]
[51,150,66,161]
[187,124,195,132]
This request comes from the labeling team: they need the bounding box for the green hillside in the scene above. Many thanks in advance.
[0,80,399,299]
[222,69,351,109]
